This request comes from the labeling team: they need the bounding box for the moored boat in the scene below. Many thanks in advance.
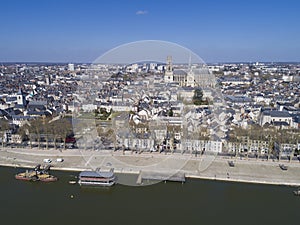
[15,165,58,182]
[68,180,77,184]
[293,189,300,196]
[15,170,39,181]
[36,165,58,182]
[38,173,58,182]
[78,169,116,187]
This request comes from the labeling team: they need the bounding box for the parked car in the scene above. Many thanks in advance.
[43,158,52,163]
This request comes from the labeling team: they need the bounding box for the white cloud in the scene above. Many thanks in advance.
[136,10,148,15]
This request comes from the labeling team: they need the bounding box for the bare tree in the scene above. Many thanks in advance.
[0,119,9,148]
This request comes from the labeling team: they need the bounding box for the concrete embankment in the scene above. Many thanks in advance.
[1,147,300,186]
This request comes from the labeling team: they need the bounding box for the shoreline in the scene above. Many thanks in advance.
[3,162,299,187]
[186,174,300,187]
[1,147,300,187]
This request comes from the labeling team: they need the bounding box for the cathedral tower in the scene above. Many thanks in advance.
[164,56,174,83]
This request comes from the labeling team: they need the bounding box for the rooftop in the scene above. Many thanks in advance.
[79,170,114,178]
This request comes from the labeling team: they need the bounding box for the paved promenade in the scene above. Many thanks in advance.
[1,147,300,186]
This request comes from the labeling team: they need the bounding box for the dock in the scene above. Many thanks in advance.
[136,171,185,184]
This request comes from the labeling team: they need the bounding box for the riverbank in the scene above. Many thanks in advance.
[1,147,300,186]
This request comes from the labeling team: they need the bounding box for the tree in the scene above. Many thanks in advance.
[28,119,42,148]
[0,119,9,147]
[26,116,73,150]
[50,118,73,150]
[17,123,30,145]
[168,109,174,117]
[193,88,203,105]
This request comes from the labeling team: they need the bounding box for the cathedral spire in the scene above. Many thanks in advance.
[187,53,195,87]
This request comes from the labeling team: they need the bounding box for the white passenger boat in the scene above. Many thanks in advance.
[78,169,116,187]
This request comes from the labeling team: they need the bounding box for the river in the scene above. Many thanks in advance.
[1,166,299,225]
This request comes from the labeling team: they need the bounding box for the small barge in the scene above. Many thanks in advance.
[15,170,39,181]
[68,180,77,185]
[15,164,58,182]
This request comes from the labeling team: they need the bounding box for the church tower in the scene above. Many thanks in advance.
[17,87,26,106]
[186,70,195,87]
[186,54,195,87]
[164,56,174,83]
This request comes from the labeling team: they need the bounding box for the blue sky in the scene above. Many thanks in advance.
[0,0,300,63]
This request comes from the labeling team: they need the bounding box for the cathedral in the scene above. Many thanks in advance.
[164,56,215,88]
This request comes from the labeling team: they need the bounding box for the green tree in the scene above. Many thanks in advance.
[168,109,174,117]
[193,88,203,105]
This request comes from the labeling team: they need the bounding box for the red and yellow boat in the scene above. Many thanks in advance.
[15,165,58,182]
[15,170,39,181]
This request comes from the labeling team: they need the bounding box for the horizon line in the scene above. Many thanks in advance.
[1,60,300,65]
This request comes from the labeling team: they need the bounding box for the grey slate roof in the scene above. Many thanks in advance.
[173,70,187,75]
[269,111,291,118]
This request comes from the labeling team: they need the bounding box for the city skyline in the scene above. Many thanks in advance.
[1,0,300,63]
